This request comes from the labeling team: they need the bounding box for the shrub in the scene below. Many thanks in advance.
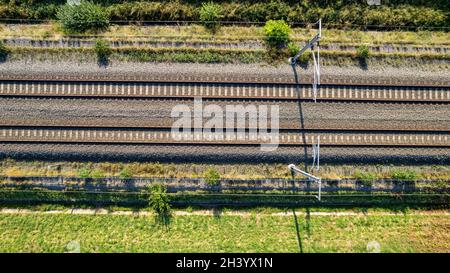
[204,167,220,186]
[287,42,300,57]
[297,52,311,63]
[0,40,10,61]
[90,169,105,179]
[263,20,291,49]
[107,1,197,21]
[354,171,377,187]
[199,2,222,32]
[391,170,419,181]
[148,183,171,226]
[262,0,290,21]
[356,44,370,59]
[78,168,91,178]
[119,167,133,179]
[0,1,449,29]
[0,4,29,20]
[94,38,111,64]
[30,3,59,20]
[57,1,109,33]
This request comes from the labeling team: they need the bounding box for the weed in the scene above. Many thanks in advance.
[356,44,370,59]
[119,167,133,179]
[94,38,111,65]
[354,171,377,187]
[148,183,171,227]
[391,170,419,181]
[199,2,222,33]
[0,40,10,61]
[204,167,221,186]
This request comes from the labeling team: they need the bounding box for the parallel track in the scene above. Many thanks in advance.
[0,80,449,102]
[0,127,448,147]
[1,73,449,87]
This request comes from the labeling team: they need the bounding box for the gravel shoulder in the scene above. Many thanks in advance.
[0,144,448,164]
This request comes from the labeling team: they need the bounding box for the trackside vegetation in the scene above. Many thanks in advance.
[0,1,448,30]
[148,183,171,226]
[356,44,370,59]
[56,1,109,33]
[263,20,291,49]
[199,2,222,32]
[0,40,9,61]
[94,38,111,64]
[1,160,448,180]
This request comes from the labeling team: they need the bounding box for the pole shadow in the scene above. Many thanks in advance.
[291,64,313,239]
[292,208,303,253]
[291,64,309,170]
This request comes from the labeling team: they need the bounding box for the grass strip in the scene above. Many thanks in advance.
[0,209,448,252]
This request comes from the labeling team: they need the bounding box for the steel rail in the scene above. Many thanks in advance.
[0,80,448,102]
[0,74,448,87]
[0,127,447,147]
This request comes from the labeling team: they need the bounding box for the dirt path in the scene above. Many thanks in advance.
[0,208,448,217]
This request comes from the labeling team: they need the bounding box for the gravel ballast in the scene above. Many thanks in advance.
[0,144,448,164]
[0,61,449,163]
[0,98,448,131]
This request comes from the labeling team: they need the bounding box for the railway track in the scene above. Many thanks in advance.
[0,80,449,102]
[0,127,448,147]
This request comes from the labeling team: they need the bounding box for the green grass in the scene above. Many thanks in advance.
[0,211,448,252]
[1,24,449,46]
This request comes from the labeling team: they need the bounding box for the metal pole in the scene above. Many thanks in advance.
[317,178,322,201]
[288,164,322,201]
[317,136,320,171]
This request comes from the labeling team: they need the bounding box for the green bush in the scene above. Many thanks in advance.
[297,52,311,63]
[0,1,449,29]
[287,42,300,57]
[78,168,91,178]
[90,169,105,179]
[263,20,291,49]
[391,170,419,181]
[204,167,220,186]
[354,171,377,187]
[119,167,133,179]
[30,3,59,19]
[94,38,111,64]
[148,183,171,226]
[356,44,370,59]
[199,2,222,32]
[0,40,10,61]
[107,1,197,21]
[57,1,109,33]
[0,4,29,19]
